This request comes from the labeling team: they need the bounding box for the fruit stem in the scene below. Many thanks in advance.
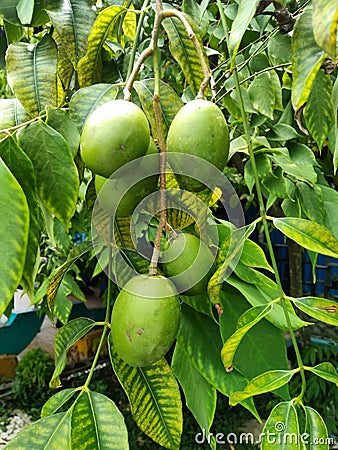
[149,0,167,276]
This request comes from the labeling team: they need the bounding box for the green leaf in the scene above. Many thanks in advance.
[273,217,338,258]
[0,157,29,316]
[261,402,300,450]
[270,69,283,112]
[0,0,21,26]
[220,304,273,370]
[134,79,183,139]
[50,318,96,388]
[266,123,302,142]
[272,146,317,185]
[121,7,136,43]
[156,185,211,232]
[46,107,80,157]
[77,6,126,87]
[229,370,297,406]
[182,0,209,36]
[0,98,29,135]
[6,33,58,117]
[0,136,39,296]
[291,4,326,113]
[332,77,338,173]
[17,0,34,24]
[240,239,273,272]
[208,224,254,305]
[17,120,79,229]
[319,184,338,239]
[162,12,208,97]
[180,292,214,318]
[262,168,288,202]
[47,241,93,312]
[268,33,292,66]
[46,0,96,69]
[53,281,73,325]
[41,388,78,418]
[304,406,329,450]
[5,412,71,449]
[177,304,259,418]
[303,69,334,150]
[224,276,308,330]
[313,0,338,59]
[109,339,182,450]
[228,0,260,63]
[293,296,338,326]
[305,362,338,386]
[297,182,325,225]
[3,20,24,45]
[71,390,129,449]
[172,343,217,448]
[248,72,275,119]
[220,288,289,399]
[69,83,119,131]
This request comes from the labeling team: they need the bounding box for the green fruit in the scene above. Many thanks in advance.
[80,100,150,178]
[166,99,229,192]
[111,275,180,367]
[161,232,215,296]
[95,138,159,217]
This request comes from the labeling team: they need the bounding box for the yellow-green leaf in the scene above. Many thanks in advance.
[134,78,183,139]
[229,370,298,406]
[293,296,338,326]
[71,390,129,449]
[313,0,338,59]
[0,98,29,136]
[273,217,338,258]
[0,157,29,316]
[50,318,96,388]
[42,388,78,418]
[46,0,96,69]
[77,6,126,87]
[47,241,92,312]
[162,11,208,97]
[122,6,137,43]
[221,304,273,370]
[261,402,300,450]
[291,4,326,113]
[109,338,182,450]
[5,412,71,449]
[305,362,338,386]
[304,406,329,450]
[303,69,334,150]
[6,33,58,117]
[69,83,119,131]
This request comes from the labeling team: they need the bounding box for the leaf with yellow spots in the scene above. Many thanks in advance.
[109,336,182,450]
[273,217,338,258]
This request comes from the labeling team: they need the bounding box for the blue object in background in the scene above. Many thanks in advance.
[0,310,45,355]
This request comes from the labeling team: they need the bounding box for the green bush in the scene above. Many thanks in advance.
[12,348,54,420]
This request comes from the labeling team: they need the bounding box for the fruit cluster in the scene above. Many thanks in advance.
[80,98,229,367]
